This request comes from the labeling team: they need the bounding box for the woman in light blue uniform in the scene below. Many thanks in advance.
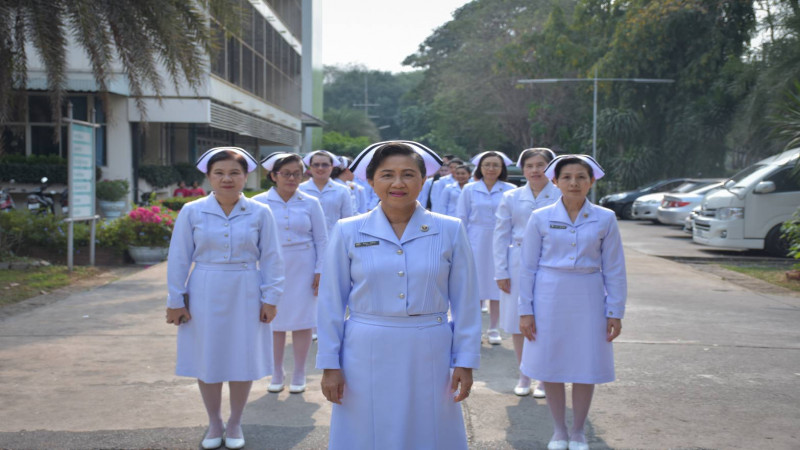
[493,148,560,398]
[166,147,284,450]
[435,164,472,217]
[332,156,368,214]
[518,155,626,450]
[457,151,516,344]
[299,150,354,232]
[317,141,481,450]
[253,153,327,395]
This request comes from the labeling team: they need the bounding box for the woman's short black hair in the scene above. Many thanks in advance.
[519,148,555,167]
[269,154,303,181]
[554,156,594,179]
[453,164,471,175]
[474,151,508,181]
[206,150,248,173]
[331,156,353,178]
[365,142,426,180]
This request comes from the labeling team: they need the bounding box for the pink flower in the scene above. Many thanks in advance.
[151,206,161,213]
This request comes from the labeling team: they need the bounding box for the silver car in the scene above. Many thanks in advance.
[657,182,724,226]
[631,179,721,222]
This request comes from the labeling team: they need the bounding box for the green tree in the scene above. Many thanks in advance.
[0,0,235,125]
[324,107,381,142]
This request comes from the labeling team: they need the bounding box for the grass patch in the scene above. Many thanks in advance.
[0,266,103,307]
[721,265,800,292]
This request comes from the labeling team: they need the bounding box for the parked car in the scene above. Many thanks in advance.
[599,178,689,219]
[656,182,724,225]
[694,148,800,256]
[631,179,722,222]
[683,206,701,234]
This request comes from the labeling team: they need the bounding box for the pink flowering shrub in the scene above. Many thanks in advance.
[97,205,177,250]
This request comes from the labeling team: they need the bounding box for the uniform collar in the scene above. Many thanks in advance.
[267,188,304,203]
[360,203,438,245]
[302,179,332,193]
[201,193,253,218]
[476,179,508,195]
[531,182,559,202]
[550,198,598,225]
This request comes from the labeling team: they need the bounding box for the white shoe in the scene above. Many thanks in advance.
[312,332,318,341]
[487,329,502,345]
[481,305,489,313]
[513,385,531,396]
[532,383,546,398]
[568,441,589,450]
[547,439,568,450]
[201,436,222,449]
[289,383,306,393]
[225,437,245,449]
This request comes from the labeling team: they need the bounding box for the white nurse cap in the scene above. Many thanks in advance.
[516,148,557,168]
[470,151,514,167]
[303,150,343,168]
[195,147,259,173]
[544,154,605,180]
[261,152,305,171]
[349,140,443,181]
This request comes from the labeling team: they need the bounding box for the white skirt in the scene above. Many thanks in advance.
[329,312,468,450]
[520,268,615,384]
[467,225,500,300]
[272,245,317,331]
[176,262,273,383]
[499,244,522,334]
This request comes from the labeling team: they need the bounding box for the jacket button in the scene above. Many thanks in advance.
[436,317,442,323]
[398,271,404,277]
[396,249,403,255]
[569,256,575,260]
[398,293,405,299]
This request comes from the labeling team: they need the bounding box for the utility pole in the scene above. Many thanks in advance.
[352,72,379,118]
[517,70,674,202]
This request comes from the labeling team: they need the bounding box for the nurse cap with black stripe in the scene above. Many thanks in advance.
[195,147,259,173]
[349,140,443,181]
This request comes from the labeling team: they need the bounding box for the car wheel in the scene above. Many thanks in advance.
[621,203,634,220]
[764,224,790,257]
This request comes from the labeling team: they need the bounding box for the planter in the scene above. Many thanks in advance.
[128,246,169,265]
[98,200,127,219]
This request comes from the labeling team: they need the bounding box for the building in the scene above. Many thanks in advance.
[1,0,323,204]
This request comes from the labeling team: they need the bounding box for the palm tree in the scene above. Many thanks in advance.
[0,0,235,124]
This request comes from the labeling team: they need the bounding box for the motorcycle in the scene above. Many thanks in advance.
[0,179,15,212]
[26,177,60,215]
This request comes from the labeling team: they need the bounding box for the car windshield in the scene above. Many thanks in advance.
[730,164,772,189]
[690,183,722,195]
[672,182,705,193]
[636,180,666,191]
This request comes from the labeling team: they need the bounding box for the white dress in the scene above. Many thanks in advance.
[456,179,516,300]
[317,205,481,450]
[299,179,354,233]
[253,189,327,331]
[493,182,560,333]
[167,194,285,383]
[518,199,627,384]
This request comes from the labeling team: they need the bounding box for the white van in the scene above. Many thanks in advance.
[693,148,800,256]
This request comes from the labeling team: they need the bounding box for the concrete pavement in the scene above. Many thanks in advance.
[1,241,799,449]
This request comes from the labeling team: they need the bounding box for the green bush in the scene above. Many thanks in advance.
[139,165,179,188]
[321,131,372,157]
[781,208,800,268]
[0,163,67,184]
[156,196,201,211]
[96,179,130,201]
[173,163,206,185]
[0,210,91,255]
[97,205,177,251]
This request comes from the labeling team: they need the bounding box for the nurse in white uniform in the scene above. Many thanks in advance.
[435,164,472,216]
[494,148,560,398]
[332,156,367,214]
[518,155,626,450]
[457,151,516,344]
[299,150,354,232]
[317,141,481,450]
[253,153,327,394]
[166,147,284,450]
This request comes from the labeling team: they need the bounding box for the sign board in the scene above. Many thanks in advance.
[68,123,96,219]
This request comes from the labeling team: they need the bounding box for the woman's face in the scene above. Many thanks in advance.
[340,168,354,182]
[207,159,247,196]
[480,155,503,183]
[271,161,303,194]
[369,155,424,210]
[454,168,471,185]
[310,154,333,181]
[524,154,550,186]
[554,162,594,200]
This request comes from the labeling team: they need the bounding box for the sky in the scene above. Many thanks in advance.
[321,0,472,73]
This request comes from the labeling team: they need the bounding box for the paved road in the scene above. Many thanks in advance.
[0,224,798,449]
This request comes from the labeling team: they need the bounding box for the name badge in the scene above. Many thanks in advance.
[355,241,379,248]
[549,224,567,229]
